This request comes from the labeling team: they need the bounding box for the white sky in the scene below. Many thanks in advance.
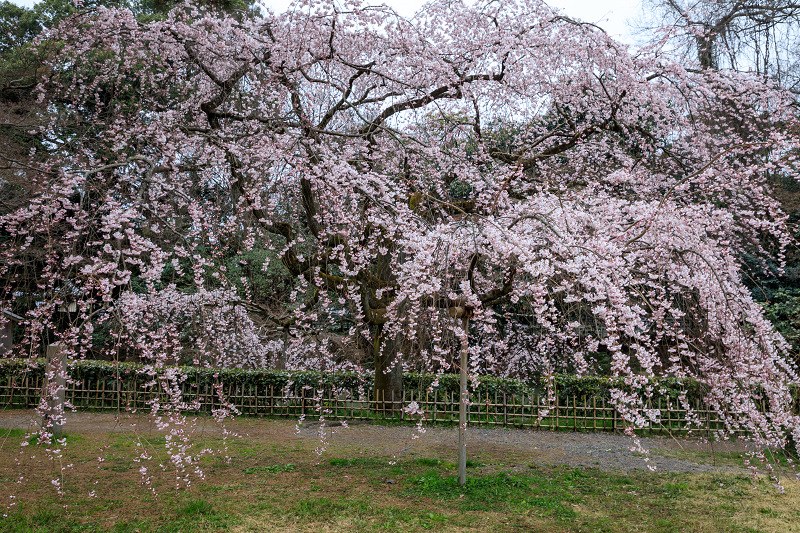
[9,0,644,43]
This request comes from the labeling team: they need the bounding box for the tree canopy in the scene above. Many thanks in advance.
[1,0,799,483]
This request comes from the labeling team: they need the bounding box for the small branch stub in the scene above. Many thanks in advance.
[449,306,473,319]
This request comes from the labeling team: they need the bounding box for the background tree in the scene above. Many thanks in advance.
[641,0,800,87]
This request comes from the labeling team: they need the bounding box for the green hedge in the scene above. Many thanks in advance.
[0,358,715,403]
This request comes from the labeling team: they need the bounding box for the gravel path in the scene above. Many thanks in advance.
[0,410,749,474]
[297,423,750,474]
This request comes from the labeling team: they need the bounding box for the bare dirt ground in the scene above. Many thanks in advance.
[0,409,750,474]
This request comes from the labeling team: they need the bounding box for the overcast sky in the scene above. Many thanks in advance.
[9,0,644,43]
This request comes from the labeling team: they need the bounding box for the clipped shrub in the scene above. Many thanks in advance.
[0,358,752,407]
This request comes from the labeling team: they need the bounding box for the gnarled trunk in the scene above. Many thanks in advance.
[373,324,403,414]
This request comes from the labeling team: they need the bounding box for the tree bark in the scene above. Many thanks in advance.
[373,324,403,414]
[277,327,288,370]
[696,29,716,69]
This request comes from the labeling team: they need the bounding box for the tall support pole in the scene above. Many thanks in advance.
[44,344,66,439]
[458,315,469,487]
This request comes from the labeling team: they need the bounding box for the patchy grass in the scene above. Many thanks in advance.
[650,446,798,472]
[0,420,799,532]
[243,464,296,475]
[329,457,384,467]
[414,458,442,467]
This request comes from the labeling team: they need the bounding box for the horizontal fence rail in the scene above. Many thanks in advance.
[0,370,779,436]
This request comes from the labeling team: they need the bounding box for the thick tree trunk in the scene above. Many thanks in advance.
[696,28,716,69]
[277,328,288,370]
[373,325,403,414]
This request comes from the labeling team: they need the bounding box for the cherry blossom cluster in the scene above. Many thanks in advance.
[1,0,799,490]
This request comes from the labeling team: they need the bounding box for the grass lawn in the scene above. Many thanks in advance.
[0,424,799,532]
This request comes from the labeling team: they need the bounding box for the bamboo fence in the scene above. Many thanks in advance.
[0,370,781,436]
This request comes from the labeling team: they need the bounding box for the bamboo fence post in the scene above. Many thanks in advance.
[612,399,617,432]
[554,393,559,431]
[554,380,559,430]
[572,395,576,431]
